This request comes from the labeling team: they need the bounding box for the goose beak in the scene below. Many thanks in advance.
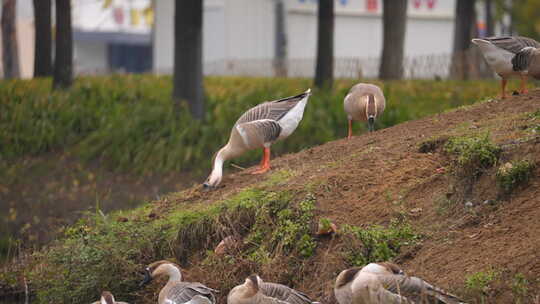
[140,269,152,287]
[202,182,212,191]
[368,117,375,132]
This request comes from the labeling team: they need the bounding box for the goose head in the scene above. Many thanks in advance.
[100,291,115,304]
[244,275,261,297]
[365,94,377,132]
[203,147,231,189]
[140,260,183,286]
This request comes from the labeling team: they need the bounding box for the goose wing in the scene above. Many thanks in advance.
[381,275,465,304]
[165,282,218,304]
[260,282,316,304]
[484,36,540,54]
[235,91,310,125]
[235,119,282,146]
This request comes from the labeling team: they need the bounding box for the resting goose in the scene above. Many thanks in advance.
[140,260,218,304]
[334,262,466,304]
[91,291,129,304]
[472,36,540,99]
[203,89,312,188]
[343,83,385,138]
[228,275,319,304]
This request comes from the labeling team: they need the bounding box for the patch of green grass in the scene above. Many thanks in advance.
[464,269,499,301]
[496,160,535,194]
[22,186,319,303]
[262,169,297,187]
[342,219,419,266]
[511,273,530,304]
[444,134,501,176]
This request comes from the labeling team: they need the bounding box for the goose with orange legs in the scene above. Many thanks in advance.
[344,83,385,139]
[472,36,540,99]
[203,89,311,189]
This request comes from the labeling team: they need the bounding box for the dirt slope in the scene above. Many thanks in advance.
[172,90,540,303]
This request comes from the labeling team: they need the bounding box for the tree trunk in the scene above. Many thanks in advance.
[274,0,287,77]
[485,0,494,37]
[33,0,52,77]
[450,0,476,80]
[1,0,20,79]
[173,0,204,120]
[314,0,334,89]
[379,0,408,80]
[53,0,73,89]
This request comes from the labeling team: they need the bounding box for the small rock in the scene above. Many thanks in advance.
[465,201,473,208]
[117,216,129,223]
[409,207,423,216]
[215,236,241,256]
[316,222,338,236]
[483,199,495,205]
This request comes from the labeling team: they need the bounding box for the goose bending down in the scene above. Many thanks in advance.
[91,291,129,304]
[334,263,466,304]
[203,89,312,188]
[140,260,218,304]
[343,83,385,138]
[228,275,320,304]
[472,36,540,99]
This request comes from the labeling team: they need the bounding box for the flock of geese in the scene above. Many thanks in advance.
[95,36,539,304]
[94,260,465,304]
[204,35,540,189]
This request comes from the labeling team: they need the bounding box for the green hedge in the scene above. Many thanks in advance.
[0,76,500,173]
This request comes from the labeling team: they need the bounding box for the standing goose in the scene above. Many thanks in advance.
[91,291,129,304]
[228,275,319,304]
[203,89,312,188]
[334,262,466,304]
[343,83,385,139]
[140,260,218,304]
[472,36,540,99]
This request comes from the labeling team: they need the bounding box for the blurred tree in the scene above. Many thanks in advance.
[512,0,540,41]
[451,0,476,79]
[33,0,52,77]
[274,0,287,77]
[379,0,408,80]
[314,0,334,89]
[1,0,20,79]
[173,0,204,119]
[485,0,494,36]
[53,0,73,89]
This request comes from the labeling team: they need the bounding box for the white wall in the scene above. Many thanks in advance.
[74,41,108,74]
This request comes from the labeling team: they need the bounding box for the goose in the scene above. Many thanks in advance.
[334,262,466,304]
[343,83,385,139]
[140,260,218,304]
[228,275,319,304]
[471,36,540,99]
[91,291,129,304]
[203,89,312,189]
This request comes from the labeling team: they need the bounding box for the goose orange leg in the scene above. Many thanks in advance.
[501,78,507,99]
[252,147,271,174]
[520,75,529,94]
[347,120,353,140]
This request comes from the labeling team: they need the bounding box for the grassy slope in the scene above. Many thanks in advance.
[1,86,540,304]
[1,77,503,248]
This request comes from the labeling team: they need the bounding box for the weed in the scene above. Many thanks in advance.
[496,160,535,194]
[342,219,419,266]
[511,273,529,303]
[464,269,499,301]
[444,134,501,177]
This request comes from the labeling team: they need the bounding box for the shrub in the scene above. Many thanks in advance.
[444,134,501,176]
[496,160,535,194]
[464,269,499,301]
[342,219,419,266]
